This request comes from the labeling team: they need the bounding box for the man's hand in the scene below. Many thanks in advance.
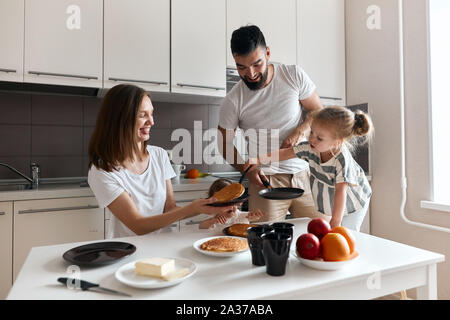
[247,167,269,188]
[280,128,306,149]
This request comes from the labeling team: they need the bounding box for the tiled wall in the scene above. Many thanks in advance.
[0,92,235,180]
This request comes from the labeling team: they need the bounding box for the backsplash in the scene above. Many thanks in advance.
[0,91,235,180]
[0,91,369,180]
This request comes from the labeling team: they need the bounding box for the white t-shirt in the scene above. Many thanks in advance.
[87,145,176,239]
[219,63,316,174]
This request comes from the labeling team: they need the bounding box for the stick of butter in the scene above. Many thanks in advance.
[135,258,175,278]
[162,268,190,281]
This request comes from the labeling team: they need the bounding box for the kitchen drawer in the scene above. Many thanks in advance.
[0,201,13,299]
[13,196,104,281]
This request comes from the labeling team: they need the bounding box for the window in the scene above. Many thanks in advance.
[429,0,450,204]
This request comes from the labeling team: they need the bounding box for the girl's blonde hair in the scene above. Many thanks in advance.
[207,178,232,198]
[310,105,374,149]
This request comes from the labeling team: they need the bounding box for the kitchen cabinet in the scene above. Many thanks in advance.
[175,190,210,230]
[171,0,226,97]
[13,196,104,281]
[226,0,297,67]
[0,202,12,299]
[297,0,346,105]
[24,0,103,88]
[0,0,24,83]
[104,0,170,92]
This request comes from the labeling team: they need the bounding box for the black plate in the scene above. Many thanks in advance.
[62,241,136,267]
[206,191,249,207]
[258,187,304,200]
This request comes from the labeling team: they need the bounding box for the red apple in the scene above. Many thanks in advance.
[307,218,331,240]
[296,233,321,260]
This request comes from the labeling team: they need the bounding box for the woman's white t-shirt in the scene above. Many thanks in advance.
[87,145,176,239]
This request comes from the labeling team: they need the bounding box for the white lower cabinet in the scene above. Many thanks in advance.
[175,190,211,231]
[0,202,13,299]
[13,197,104,281]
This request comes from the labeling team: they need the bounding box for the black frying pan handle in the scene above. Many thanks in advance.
[239,165,253,184]
[261,177,271,189]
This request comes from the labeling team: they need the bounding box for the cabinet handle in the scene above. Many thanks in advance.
[176,83,225,91]
[0,68,16,73]
[28,71,98,80]
[109,77,168,85]
[18,205,99,214]
[0,211,5,216]
[185,220,201,226]
[170,223,178,228]
[319,96,342,101]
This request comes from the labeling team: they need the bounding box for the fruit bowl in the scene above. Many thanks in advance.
[291,249,359,271]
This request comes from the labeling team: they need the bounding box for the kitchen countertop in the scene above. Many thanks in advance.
[7,218,444,300]
[0,176,220,202]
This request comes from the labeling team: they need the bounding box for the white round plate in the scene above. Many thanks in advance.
[193,236,249,257]
[115,257,197,289]
[291,249,359,271]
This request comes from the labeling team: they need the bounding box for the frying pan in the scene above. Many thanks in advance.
[206,166,252,207]
[257,171,304,200]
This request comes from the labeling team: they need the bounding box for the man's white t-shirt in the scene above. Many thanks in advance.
[87,145,176,239]
[219,63,316,174]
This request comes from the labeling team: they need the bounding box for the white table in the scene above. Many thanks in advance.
[7,218,444,300]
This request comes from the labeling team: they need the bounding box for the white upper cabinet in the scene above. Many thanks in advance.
[104,0,170,92]
[297,0,346,105]
[226,0,297,67]
[24,0,103,88]
[0,0,24,82]
[171,0,226,97]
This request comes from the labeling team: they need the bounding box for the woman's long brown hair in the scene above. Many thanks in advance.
[88,84,150,172]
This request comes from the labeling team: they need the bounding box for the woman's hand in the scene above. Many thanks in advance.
[189,197,236,216]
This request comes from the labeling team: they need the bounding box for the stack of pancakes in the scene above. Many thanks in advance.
[226,223,258,238]
[212,183,245,202]
[200,237,248,252]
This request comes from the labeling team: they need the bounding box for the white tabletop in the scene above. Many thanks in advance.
[7,218,444,300]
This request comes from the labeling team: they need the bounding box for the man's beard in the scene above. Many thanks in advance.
[241,66,269,91]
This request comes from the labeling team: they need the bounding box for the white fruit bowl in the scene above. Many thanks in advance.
[291,249,359,271]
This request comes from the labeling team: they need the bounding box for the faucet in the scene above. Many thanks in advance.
[0,162,40,189]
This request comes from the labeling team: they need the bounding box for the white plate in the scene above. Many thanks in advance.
[291,249,359,271]
[114,257,197,289]
[193,236,249,257]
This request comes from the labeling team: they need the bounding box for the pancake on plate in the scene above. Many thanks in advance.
[212,183,245,202]
[226,223,258,238]
[200,237,248,252]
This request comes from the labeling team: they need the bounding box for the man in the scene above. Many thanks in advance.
[218,25,323,222]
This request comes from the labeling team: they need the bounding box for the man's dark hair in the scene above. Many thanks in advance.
[231,25,266,56]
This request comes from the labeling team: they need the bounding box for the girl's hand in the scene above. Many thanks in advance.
[246,209,264,221]
[329,217,342,229]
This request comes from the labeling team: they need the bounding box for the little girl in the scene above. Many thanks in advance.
[199,178,264,229]
[246,106,373,231]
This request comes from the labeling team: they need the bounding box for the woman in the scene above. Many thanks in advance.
[88,84,234,238]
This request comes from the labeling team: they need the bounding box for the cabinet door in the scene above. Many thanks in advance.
[24,0,102,87]
[0,202,13,299]
[0,0,24,82]
[171,0,226,97]
[13,197,104,281]
[297,0,346,105]
[104,0,170,92]
[226,0,297,67]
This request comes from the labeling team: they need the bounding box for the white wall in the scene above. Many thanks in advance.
[346,0,450,299]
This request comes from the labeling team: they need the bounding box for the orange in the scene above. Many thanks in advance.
[186,169,199,179]
[331,226,356,254]
[320,233,350,261]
